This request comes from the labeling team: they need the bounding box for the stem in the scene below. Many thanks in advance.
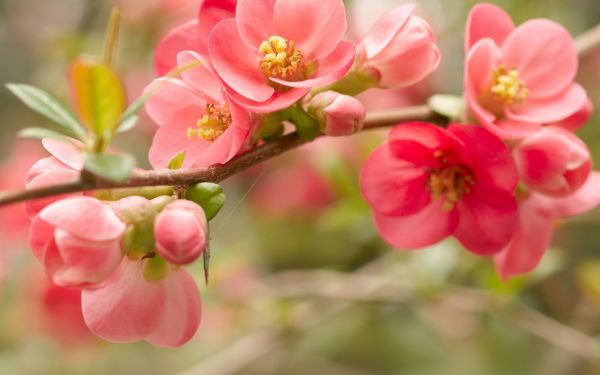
[103,7,121,68]
[0,106,438,207]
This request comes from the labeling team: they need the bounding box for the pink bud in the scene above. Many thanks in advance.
[154,200,207,265]
[357,5,440,89]
[514,127,592,197]
[310,91,366,137]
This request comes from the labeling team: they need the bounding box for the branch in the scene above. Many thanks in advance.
[0,106,439,207]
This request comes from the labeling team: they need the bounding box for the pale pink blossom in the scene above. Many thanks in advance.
[155,200,207,265]
[514,126,591,197]
[309,91,366,136]
[356,4,440,89]
[496,173,600,279]
[208,0,355,112]
[82,259,201,348]
[29,197,126,287]
[145,52,252,169]
[360,122,519,255]
[25,138,84,218]
[464,3,588,138]
[154,0,237,75]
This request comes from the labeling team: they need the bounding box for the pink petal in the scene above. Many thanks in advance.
[26,156,70,185]
[52,230,123,286]
[148,120,214,169]
[389,121,452,149]
[29,214,54,261]
[235,0,276,48]
[273,0,347,59]
[465,3,514,52]
[144,78,207,128]
[554,98,593,132]
[154,20,208,76]
[494,195,555,279]
[374,198,458,250]
[82,260,167,343]
[449,124,518,192]
[42,138,84,170]
[268,41,355,88]
[360,143,431,216]
[146,268,202,348]
[361,4,415,58]
[454,187,518,256]
[536,172,600,218]
[208,19,273,102]
[177,51,224,103]
[492,118,542,140]
[25,170,82,218]
[40,197,125,241]
[507,83,587,124]
[226,86,308,113]
[502,19,578,98]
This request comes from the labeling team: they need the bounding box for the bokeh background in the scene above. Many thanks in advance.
[0,0,600,374]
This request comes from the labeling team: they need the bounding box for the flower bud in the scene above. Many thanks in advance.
[310,91,366,137]
[154,200,207,265]
[514,127,591,196]
[356,5,440,89]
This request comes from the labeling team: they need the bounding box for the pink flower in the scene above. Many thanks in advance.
[496,172,600,279]
[25,138,84,218]
[360,122,519,255]
[208,0,355,112]
[309,91,366,137]
[145,51,252,169]
[155,200,207,265]
[356,4,440,89]
[29,197,126,287]
[554,99,594,132]
[154,0,237,75]
[82,259,201,348]
[464,3,588,139]
[514,126,591,197]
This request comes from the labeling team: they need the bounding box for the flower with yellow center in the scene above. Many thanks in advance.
[428,151,475,212]
[187,104,232,142]
[259,36,305,82]
[480,65,529,117]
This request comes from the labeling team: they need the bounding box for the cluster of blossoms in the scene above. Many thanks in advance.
[16,0,599,348]
[361,4,600,279]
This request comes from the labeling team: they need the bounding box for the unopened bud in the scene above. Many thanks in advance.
[309,91,366,137]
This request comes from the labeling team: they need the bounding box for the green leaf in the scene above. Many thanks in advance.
[70,58,126,137]
[7,83,87,139]
[84,152,135,182]
[115,114,139,134]
[18,127,72,142]
[167,151,186,170]
[428,94,465,120]
[185,182,225,220]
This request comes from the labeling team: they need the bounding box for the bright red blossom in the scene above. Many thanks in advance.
[361,122,519,255]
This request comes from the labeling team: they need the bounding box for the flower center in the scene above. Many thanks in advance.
[428,151,475,212]
[480,65,529,117]
[259,36,305,82]
[187,104,232,142]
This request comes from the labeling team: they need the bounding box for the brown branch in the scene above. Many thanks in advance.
[0,106,438,207]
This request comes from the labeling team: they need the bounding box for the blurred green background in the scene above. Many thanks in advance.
[1,0,600,374]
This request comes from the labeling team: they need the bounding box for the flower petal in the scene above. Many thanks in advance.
[536,172,600,217]
[502,19,578,98]
[226,86,308,113]
[29,215,54,261]
[82,260,167,343]
[177,51,224,103]
[361,4,415,58]
[507,83,587,124]
[273,0,347,59]
[154,20,208,76]
[40,197,125,241]
[25,170,82,218]
[146,268,202,348]
[465,3,514,52]
[42,138,84,170]
[374,198,458,250]
[144,78,207,128]
[235,0,276,48]
[209,19,273,102]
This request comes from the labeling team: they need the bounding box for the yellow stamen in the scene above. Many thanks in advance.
[480,65,529,117]
[259,36,305,82]
[428,152,475,212]
[187,104,232,142]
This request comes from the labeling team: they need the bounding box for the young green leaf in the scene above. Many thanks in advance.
[6,83,87,139]
[115,114,139,134]
[70,59,126,138]
[84,152,135,182]
[18,127,72,142]
[167,151,186,170]
[185,183,225,220]
[428,94,466,120]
